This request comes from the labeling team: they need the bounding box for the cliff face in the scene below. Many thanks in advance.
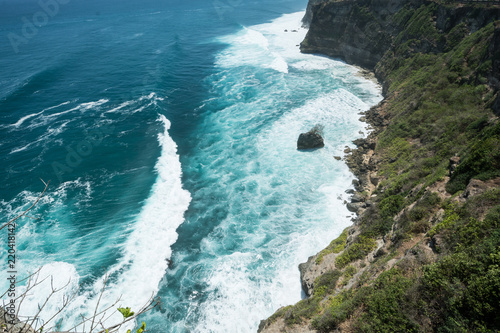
[301,0,500,82]
[260,1,500,332]
[301,0,414,69]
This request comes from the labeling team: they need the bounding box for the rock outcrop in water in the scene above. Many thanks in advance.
[260,0,500,332]
[297,125,325,150]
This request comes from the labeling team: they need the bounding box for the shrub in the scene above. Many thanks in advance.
[355,270,418,332]
[315,270,342,294]
[335,236,376,269]
[316,228,348,264]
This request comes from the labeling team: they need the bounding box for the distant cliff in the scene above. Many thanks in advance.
[301,0,413,69]
[301,0,500,88]
[260,0,500,332]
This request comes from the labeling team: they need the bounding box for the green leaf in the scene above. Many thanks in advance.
[118,307,135,319]
[137,321,146,333]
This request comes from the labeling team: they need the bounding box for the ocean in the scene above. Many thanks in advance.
[0,0,382,331]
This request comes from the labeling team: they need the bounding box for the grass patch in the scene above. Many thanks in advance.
[316,228,348,264]
[335,236,376,269]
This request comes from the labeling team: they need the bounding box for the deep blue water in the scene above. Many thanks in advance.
[0,0,382,332]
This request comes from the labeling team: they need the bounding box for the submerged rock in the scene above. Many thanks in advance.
[297,125,325,150]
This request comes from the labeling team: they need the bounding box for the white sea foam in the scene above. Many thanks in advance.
[191,90,368,332]
[6,101,71,130]
[24,99,109,130]
[3,114,190,332]
[9,121,68,154]
[104,93,162,115]
[215,12,308,73]
[93,113,191,307]
[234,28,269,49]
[269,52,288,73]
[103,100,134,113]
[15,262,81,327]
[189,11,383,332]
[44,99,108,119]
[291,59,334,71]
[140,92,165,102]
[9,111,44,129]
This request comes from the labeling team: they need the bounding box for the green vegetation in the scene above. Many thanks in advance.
[118,307,135,319]
[428,201,460,239]
[335,236,376,269]
[263,1,500,331]
[352,3,498,247]
[315,228,348,264]
[125,322,146,333]
[311,269,418,332]
[447,122,500,193]
[420,190,500,331]
[268,270,344,326]
[313,270,343,299]
[376,20,497,197]
[271,191,500,332]
[339,265,357,286]
[391,192,441,245]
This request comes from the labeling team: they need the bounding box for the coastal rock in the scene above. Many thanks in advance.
[298,245,345,298]
[353,138,376,150]
[297,126,325,150]
[347,202,365,213]
[258,317,316,333]
[352,179,360,189]
[350,194,364,203]
[300,0,408,69]
[301,0,325,27]
[298,256,316,296]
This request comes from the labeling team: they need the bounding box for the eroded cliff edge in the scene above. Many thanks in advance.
[260,0,500,332]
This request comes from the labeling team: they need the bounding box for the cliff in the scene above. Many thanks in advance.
[260,0,500,332]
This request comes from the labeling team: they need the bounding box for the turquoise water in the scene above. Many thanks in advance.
[0,1,381,332]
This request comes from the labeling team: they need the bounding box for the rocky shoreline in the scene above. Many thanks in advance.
[258,83,388,333]
[259,0,500,331]
[259,94,498,332]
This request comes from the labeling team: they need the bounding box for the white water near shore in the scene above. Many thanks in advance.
[176,11,383,332]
